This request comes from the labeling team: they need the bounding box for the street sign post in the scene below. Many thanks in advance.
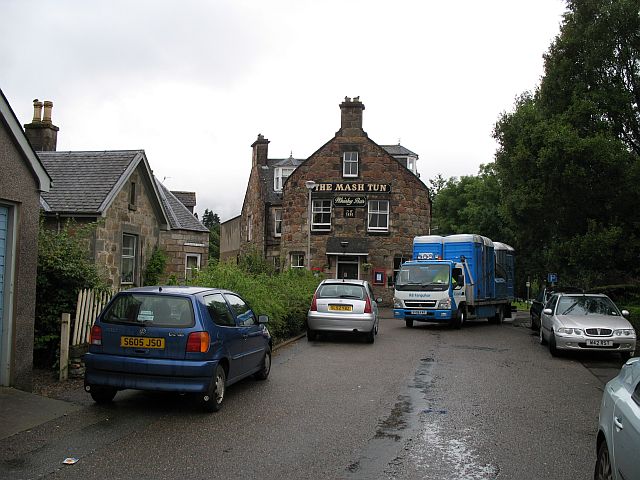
[548,273,558,285]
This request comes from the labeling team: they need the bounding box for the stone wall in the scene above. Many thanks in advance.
[282,117,431,303]
[159,229,209,283]
[220,215,241,262]
[94,166,162,287]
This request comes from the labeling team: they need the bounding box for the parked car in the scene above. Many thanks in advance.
[539,293,636,359]
[84,286,272,412]
[594,357,640,480]
[530,286,582,331]
[307,279,381,343]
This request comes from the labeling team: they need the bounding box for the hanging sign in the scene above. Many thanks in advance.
[313,182,392,193]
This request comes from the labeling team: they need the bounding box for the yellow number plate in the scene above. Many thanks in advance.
[328,305,353,312]
[120,336,165,349]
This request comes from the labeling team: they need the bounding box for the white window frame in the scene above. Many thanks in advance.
[185,253,201,280]
[291,252,305,268]
[407,157,416,173]
[121,233,137,285]
[367,200,389,232]
[274,208,282,237]
[311,199,332,231]
[274,167,295,192]
[343,152,358,177]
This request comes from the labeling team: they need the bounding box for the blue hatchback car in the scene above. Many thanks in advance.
[84,286,272,412]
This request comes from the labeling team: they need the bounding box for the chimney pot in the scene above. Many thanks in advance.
[42,100,53,123]
[32,99,43,122]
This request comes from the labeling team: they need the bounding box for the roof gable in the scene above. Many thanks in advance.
[0,89,51,191]
[155,178,209,232]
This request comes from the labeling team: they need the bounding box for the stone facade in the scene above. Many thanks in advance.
[160,229,209,283]
[237,97,431,303]
[94,166,162,287]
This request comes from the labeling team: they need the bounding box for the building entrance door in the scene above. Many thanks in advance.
[337,256,359,279]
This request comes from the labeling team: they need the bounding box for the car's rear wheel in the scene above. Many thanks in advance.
[405,319,413,328]
[89,386,117,404]
[549,333,560,356]
[594,439,613,480]
[307,329,317,341]
[530,314,539,331]
[365,329,375,344]
[203,365,226,413]
[254,347,271,380]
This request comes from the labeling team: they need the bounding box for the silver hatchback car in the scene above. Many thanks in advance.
[539,293,636,359]
[307,279,381,343]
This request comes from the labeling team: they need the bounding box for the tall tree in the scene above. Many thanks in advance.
[493,0,640,289]
[201,208,221,262]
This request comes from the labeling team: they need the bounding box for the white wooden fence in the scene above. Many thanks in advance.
[71,288,120,346]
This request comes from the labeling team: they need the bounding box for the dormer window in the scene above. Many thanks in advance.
[407,157,416,173]
[343,152,358,177]
[274,167,295,192]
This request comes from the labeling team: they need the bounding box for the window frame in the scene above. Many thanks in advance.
[185,253,201,281]
[367,200,390,232]
[274,208,283,237]
[203,293,236,327]
[121,233,137,285]
[291,252,305,269]
[274,167,295,192]
[224,293,257,326]
[342,151,359,178]
[311,199,332,231]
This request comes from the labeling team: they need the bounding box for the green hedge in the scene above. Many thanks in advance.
[192,261,322,342]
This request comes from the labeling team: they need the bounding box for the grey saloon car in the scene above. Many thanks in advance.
[307,279,380,343]
[539,293,636,359]
[595,357,640,480]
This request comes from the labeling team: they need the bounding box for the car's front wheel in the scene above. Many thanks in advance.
[203,365,226,413]
[254,347,271,380]
[539,325,546,345]
[594,439,613,480]
[549,332,560,356]
[89,385,117,404]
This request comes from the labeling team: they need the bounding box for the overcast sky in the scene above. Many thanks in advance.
[1,0,566,221]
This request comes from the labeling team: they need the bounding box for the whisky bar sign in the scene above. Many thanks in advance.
[333,196,366,207]
[312,182,392,193]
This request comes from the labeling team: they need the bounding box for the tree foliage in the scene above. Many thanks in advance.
[202,208,220,262]
[492,0,640,291]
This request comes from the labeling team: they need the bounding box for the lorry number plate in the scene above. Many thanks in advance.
[410,310,429,315]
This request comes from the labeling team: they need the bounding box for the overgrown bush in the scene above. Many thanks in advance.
[143,247,168,286]
[36,219,106,368]
[192,256,321,342]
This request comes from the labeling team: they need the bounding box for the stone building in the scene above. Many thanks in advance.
[25,100,209,287]
[0,90,51,390]
[230,97,431,302]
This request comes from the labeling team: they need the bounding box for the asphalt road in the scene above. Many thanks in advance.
[0,312,628,480]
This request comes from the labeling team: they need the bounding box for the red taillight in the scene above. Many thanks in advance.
[310,292,318,312]
[186,331,210,353]
[90,325,102,345]
[364,296,372,314]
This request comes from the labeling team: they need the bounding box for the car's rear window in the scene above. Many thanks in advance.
[317,284,365,300]
[102,293,195,327]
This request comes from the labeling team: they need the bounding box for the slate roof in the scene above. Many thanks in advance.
[171,191,196,208]
[155,179,209,232]
[380,144,418,157]
[259,156,305,204]
[39,150,143,214]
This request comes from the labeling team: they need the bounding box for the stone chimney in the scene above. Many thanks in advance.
[24,98,59,151]
[338,96,366,137]
[251,133,269,167]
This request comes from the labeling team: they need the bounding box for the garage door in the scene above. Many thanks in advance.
[0,206,7,349]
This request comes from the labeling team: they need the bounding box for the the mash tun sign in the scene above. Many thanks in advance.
[313,182,392,193]
[333,196,366,207]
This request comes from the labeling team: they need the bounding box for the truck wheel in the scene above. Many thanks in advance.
[405,319,413,328]
[490,307,504,325]
[452,309,465,329]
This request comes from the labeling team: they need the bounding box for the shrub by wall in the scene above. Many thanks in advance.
[193,260,322,342]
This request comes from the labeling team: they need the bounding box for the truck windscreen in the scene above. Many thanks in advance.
[395,264,450,291]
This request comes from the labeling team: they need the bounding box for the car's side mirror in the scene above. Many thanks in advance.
[457,275,464,286]
[258,315,269,324]
[621,309,630,317]
[543,308,553,315]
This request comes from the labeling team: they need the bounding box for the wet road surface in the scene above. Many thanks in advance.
[0,312,627,479]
